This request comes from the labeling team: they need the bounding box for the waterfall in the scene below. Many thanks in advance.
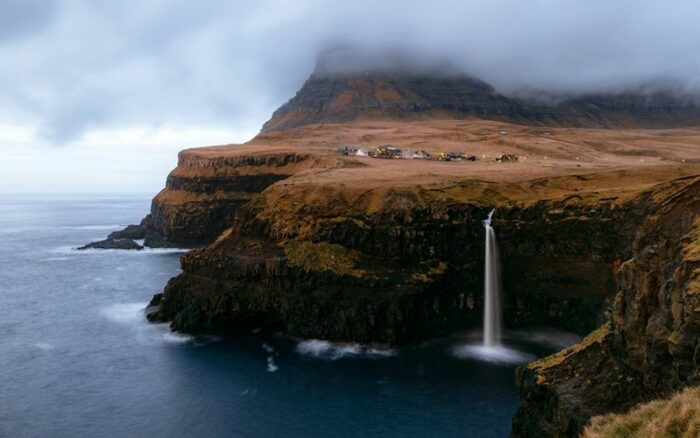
[483,209,502,347]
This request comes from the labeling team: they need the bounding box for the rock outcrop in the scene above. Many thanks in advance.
[103,149,335,248]
[77,238,144,250]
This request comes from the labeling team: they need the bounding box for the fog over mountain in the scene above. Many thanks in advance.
[1,0,699,191]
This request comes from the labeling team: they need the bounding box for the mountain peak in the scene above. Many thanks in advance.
[261,52,700,133]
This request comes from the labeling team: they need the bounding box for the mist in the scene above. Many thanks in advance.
[1,0,699,191]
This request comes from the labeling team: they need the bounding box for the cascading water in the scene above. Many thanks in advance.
[451,209,545,364]
[482,209,501,347]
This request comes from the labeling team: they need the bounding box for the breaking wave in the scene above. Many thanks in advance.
[509,327,582,349]
[296,339,396,360]
[58,225,124,231]
[0,224,124,234]
[262,343,279,372]
[50,245,189,255]
[100,303,146,323]
[99,302,195,345]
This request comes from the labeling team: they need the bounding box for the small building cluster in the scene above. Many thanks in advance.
[496,154,518,162]
[336,144,518,163]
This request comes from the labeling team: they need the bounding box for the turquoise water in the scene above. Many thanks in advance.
[0,194,575,437]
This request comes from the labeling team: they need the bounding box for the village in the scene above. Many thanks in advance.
[336,144,519,163]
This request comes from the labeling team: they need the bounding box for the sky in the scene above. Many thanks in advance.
[1,0,699,193]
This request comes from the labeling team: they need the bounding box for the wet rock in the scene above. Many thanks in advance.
[108,224,147,240]
[77,238,144,250]
[145,293,163,322]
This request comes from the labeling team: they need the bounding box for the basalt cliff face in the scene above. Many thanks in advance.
[147,170,651,344]
[121,149,335,247]
[512,176,700,437]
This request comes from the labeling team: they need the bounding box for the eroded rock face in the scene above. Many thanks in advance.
[146,179,648,345]
[511,177,700,437]
[111,151,319,248]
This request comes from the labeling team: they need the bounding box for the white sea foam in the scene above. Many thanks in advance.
[451,344,536,364]
[42,256,70,262]
[266,356,278,372]
[510,327,582,349]
[0,225,45,234]
[100,303,146,323]
[0,224,118,234]
[162,331,194,344]
[262,343,278,372]
[100,302,195,345]
[51,245,189,255]
[58,225,124,231]
[296,339,396,360]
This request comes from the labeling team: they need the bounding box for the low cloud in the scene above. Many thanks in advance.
[0,0,699,146]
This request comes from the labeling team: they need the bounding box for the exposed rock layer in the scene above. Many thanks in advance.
[146,169,653,345]
[262,71,700,132]
[123,151,326,247]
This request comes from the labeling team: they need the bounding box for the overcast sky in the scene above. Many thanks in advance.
[1,0,699,192]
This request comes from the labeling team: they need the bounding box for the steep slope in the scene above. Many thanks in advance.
[512,176,700,437]
[260,72,538,132]
[262,67,700,133]
[583,385,700,438]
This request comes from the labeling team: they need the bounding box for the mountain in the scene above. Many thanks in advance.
[262,55,700,132]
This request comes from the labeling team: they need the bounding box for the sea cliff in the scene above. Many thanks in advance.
[512,176,700,437]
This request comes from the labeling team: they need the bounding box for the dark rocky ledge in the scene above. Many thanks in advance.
[77,238,144,251]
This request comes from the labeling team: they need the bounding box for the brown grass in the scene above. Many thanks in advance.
[160,119,700,218]
[583,386,700,438]
[282,240,365,277]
